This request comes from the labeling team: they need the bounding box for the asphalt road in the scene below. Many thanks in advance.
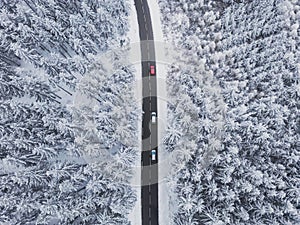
[134,0,159,225]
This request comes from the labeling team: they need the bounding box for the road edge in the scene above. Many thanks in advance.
[147,1,170,225]
[128,0,142,224]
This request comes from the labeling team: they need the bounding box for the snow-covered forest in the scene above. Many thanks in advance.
[0,0,139,224]
[159,0,300,224]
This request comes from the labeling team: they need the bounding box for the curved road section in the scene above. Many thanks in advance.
[134,0,159,225]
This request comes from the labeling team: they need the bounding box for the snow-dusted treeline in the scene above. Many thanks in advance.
[159,0,300,224]
[0,0,138,224]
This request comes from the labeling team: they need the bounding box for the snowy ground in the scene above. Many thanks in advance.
[128,0,142,224]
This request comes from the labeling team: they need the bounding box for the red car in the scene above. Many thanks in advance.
[150,65,155,75]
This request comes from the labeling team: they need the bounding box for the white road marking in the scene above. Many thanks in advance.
[141,5,145,13]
